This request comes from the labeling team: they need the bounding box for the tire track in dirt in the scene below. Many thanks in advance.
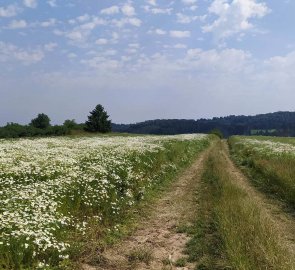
[221,140,295,255]
[83,146,212,270]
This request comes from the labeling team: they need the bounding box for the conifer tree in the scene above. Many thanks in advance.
[85,104,111,133]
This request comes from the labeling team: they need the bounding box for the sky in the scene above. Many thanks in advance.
[0,0,295,125]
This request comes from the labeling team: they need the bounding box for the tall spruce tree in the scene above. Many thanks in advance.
[85,104,112,133]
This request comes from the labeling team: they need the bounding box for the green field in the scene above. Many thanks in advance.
[1,134,295,270]
[229,135,295,209]
[0,134,211,269]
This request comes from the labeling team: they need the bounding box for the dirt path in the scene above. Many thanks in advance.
[82,140,295,270]
[221,140,295,254]
[83,146,211,270]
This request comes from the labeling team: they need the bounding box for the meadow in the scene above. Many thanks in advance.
[229,136,295,209]
[2,134,295,270]
[192,141,295,270]
[0,134,211,269]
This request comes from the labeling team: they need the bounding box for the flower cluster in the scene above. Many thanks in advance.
[0,134,209,268]
[234,137,295,157]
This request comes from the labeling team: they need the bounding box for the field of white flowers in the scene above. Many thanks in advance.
[230,136,295,157]
[0,134,210,269]
[229,136,295,211]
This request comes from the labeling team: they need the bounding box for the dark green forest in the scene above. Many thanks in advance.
[112,111,295,137]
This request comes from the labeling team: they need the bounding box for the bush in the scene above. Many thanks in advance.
[210,129,223,139]
[30,113,51,129]
[0,124,69,139]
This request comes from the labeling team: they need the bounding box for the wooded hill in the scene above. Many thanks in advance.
[112,111,295,137]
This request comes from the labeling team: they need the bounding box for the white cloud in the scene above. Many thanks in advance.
[164,44,188,49]
[103,49,117,56]
[44,42,58,51]
[66,31,84,42]
[170,30,191,38]
[101,5,120,15]
[176,13,201,24]
[183,47,252,73]
[8,20,27,29]
[266,51,295,70]
[121,4,136,17]
[143,6,173,15]
[47,0,57,7]
[68,19,76,25]
[146,0,157,6]
[203,0,270,40]
[155,28,166,35]
[96,38,108,45]
[58,17,106,45]
[40,18,56,27]
[102,46,252,78]
[112,32,119,42]
[128,17,142,26]
[53,29,63,36]
[182,0,197,5]
[127,43,140,54]
[112,17,142,28]
[126,48,138,54]
[174,44,187,49]
[129,43,140,48]
[81,56,120,70]
[80,20,102,30]
[77,14,91,23]
[67,53,77,59]
[0,41,44,65]
[0,4,20,17]
[261,51,295,89]
[152,8,172,14]
[148,28,167,35]
[23,0,37,8]
[6,18,57,29]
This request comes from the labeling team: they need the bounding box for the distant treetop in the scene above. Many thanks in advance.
[30,113,51,129]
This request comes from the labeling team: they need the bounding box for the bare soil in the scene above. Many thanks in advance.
[82,147,211,270]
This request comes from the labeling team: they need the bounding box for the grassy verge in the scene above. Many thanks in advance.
[228,136,295,210]
[183,143,229,270]
[186,141,294,270]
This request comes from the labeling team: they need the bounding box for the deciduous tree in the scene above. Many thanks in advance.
[30,113,51,129]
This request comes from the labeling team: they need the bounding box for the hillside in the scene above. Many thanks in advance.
[112,111,295,137]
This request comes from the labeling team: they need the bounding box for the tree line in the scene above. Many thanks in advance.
[112,111,295,138]
[0,104,111,138]
[2,108,295,139]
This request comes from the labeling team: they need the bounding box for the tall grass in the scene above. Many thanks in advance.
[229,136,295,209]
[199,142,294,270]
[184,149,229,270]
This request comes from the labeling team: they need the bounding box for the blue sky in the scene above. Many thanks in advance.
[0,0,295,125]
